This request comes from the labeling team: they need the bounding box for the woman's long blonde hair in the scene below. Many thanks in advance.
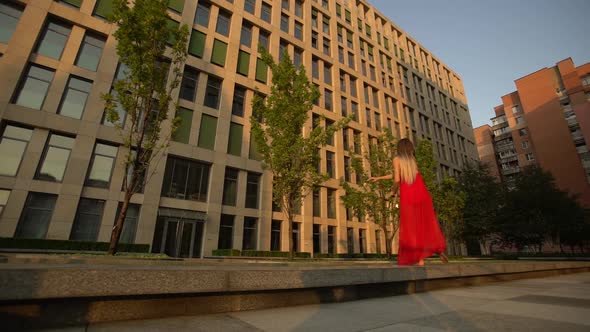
[397,138,418,184]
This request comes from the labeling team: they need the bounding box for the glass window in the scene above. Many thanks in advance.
[232,84,247,117]
[222,167,239,206]
[0,189,10,217]
[255,58,268,83]
[14,192,57,239]
[35,20,71,59]
[313,189,321,217]
[271,220,281,251]
[294,47,303,68]
[69,198,105,241]
[0,125,33,176]
[14,64,55,110]
[211,39,227,66]
[344,156,351,181]
[0,2,23,44]
[326,151,335,178]
[179,66,199,102]
[227,122,243,156]
[75,33,106,71]
[173,107,192,144]
[324,64,331,85]
[244,0,255,14]
[195,1,210,27]
[261,2,272,23]
[58,76,93,119]
[311,31,318,48]
[280,14,289,33]
[237,50,250,76]
[243,217,257,250]
[359,229,366,253]
[204,75,222,109]
[216,10,231,36]
[311,57,319,79]
[86,142,118,188]
[258,30,269,50]
[218,214,234,249]
[295,0,303,18]
[328,225,335,254]
[282,0,289,10]
[198,114,217,150]
[322,16,329,34]
[36,133,75,182]
[93,0,113,19]
[102,89,127,127]
[313,224,320,253]
[245,172,261,209]
[161,156,211,201]
[323,38,330,55]
[292,222,300,252]
[294,21,303,40]
[240,21,252,47]
[188,29,206,58]
[324,89,332,111]
[117,203,140,244]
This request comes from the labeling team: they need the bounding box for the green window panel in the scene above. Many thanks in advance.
[173,107,192,144]
[168,0,184,13]
[227,122,243,156]
[188,29,206,58]
[166,18,179,44]
[255,58,267,83]
[237,51,250,76]
[93,0,113,19]
[211,39,227,66]
[249,133,262,161]
[198,114,217,150]
[62,0,83,8]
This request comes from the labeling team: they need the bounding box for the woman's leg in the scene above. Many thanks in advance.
[417,259,425,266]
[439,252,449,263]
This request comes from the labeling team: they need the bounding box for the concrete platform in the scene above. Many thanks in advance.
[0,255,588,329]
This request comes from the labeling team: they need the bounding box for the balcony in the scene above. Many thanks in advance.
[499,154,518,163]
[496,142,515,153]
[502,167,520,176]
[566,116,578,128]
[556,88,569,101]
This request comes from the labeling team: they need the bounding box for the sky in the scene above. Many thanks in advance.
[369,0,590,128]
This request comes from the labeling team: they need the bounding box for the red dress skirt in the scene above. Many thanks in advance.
[397,173,446,265]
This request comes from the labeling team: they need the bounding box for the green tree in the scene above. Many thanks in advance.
[496,165,566,252]
[458,161,503,255]
[250,48,348,260]
[102,0,189,255]
[415,140,465,255]
[341,131,399,258]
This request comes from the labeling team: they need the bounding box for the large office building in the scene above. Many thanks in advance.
[475,58,590,206]
[0,0,477,257]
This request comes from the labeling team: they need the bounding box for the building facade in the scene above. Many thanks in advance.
[0,0,477,257]
[475,58,590,206]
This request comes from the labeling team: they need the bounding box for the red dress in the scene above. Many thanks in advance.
[397,173,446,265]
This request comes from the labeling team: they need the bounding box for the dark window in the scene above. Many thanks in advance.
[242,217,257,250]
[232,85,246,117]
[218,214,234,249]
[375,230,381,253]
[313,189,321,217]
[344,156,351,182]
[328,225,335,254]
[117,203,140,244]
[222,167,239,206]
[313,224,321,253]
[292,222,300,252]
[0,125,33,177]
[245,172,261,209]
[261,2,272,23]
[271,220,281,251]
[161,156,211,201]
[86,142,118,188]
[359,229,366,253]
[204,75,222,109]
[195,1,210,27]
[36,133,75,182]
[347,227,354,253]
[14,192,57,239]
[326,151,335,178]
[244,0,255,14]
[240,21,252,47]
[258,30,270,49]
[327,188,336,218]
[216,10,231,36]
[280,14,289,33]
[294,21,303,40]
[179,66,199,102]
[69,198,105,241]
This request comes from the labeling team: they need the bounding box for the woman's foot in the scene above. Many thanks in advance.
[439,253,449,264]
[417,259,425,266]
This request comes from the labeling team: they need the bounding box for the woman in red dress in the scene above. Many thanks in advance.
[370,138,448,266]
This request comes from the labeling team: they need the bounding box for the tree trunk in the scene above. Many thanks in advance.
[286,198,294,261]
[108,190,133,255]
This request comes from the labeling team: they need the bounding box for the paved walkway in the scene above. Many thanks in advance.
[40,272,590,332]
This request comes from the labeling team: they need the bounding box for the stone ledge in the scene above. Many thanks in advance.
[0,261,588,301]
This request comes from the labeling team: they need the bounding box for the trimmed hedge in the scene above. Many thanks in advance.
[313,253,395,259]
[0,237,150,253]
[211,249,312,258]
[212,249,241,256]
